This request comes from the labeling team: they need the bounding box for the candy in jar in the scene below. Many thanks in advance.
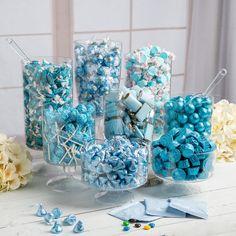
[152,127,216,181]
[81,136,149,190]
[164,95,213,136]
[23,58,73,149]
[43,104,95,166]
[126,45,175,138]
[104,86,155,142]
[74,38,122,116]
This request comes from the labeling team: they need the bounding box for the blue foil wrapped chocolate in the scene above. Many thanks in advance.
[23,58,73,150]
[81,136,148,190]
[152,128,216,181]
[43,104,95,166]
[164,95,213,136]
[74,38,122,116]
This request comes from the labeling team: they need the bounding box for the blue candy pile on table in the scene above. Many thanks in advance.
[126,45,175,138]
[82,136,149,190]
[35,204,84,234]
[104,86,155,142]
[23,59,72,149]
[164,95,213,136]
[152,127,216,181]
[43,104,95,166]
[74,38,122,116]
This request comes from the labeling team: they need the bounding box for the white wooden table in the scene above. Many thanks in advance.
[1,150,236,236]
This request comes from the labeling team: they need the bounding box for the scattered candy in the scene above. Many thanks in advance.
[73,220,84,233]
[23,59,72,149]
[123,226,130,231]
[152,127,216,181]
[51,221,63,234]
[74,38,122,116]
[104,87,155,142]
[134,223,141,228]
[43,104,95,166]
[63,214,77,226]
[82,136,149,190]
[143,225,151,230]
[126,45,175,137]
[164,95,213,136]
[212,99,236,162]
[128,218,137,223]
[52,208,62,219]
[149,223,155,228]
[44,213,55,225]
[36,203,47,217]
[123,220,130,226]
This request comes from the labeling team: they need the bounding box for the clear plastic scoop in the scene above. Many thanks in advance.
[203,68,227,95]
[6,38,31,63]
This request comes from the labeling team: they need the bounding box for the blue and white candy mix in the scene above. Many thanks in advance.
[43,104,95,166]
[74,38,122,116]
[126,45,175,137]
[23,59,72,149]
[82,136,148,190]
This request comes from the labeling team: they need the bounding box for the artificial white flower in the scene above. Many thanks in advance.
[0,133,32,192]
[212,100,236,162]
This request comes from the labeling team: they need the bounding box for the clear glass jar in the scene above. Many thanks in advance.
[164,94,213,136]
[22,57,73,150]
[81,136,149,191]
[74,38,122,117]
[152,149,216,182]
[104,87,155,142]
[125,46,174,139]
[42,104,95,166]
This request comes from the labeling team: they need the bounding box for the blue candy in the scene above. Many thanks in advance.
[82,136,148,190]
[151,127,216,181]
[74,39,122,116]
[43,104,95,166]
[23,59,72,149]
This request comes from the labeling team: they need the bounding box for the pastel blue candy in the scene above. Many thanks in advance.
[73,221,84,233]
[63,214,77,226]
[188,167,200,175]
[82,136,148,190]
[189,113,200,124]
[181,143,195,158]
[75,39,121,116]
[177,113,188,124]
[178,159,190,169]
[195,122,205,132]
[184,103,195,114]
[44,213,55,225]
[51,222,63,234]
[168,149,181,163]
[52,208,62,219]
[36,204,47,217]
[172,168,186,181]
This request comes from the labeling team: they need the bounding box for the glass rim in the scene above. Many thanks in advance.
[21,56,72,65]
[74,38,122,46]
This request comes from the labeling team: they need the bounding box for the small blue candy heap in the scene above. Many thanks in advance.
[74,38,122,116]
[152,127,216,181]
[82,136,149,190]
[164,95,213,136]
[104,86,155,142]
[43,104,95,166]
[23,59,72,149]
[126,45,175,137]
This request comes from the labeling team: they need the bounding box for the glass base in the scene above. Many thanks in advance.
[95,190,134,205]
[47,175,88,193]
